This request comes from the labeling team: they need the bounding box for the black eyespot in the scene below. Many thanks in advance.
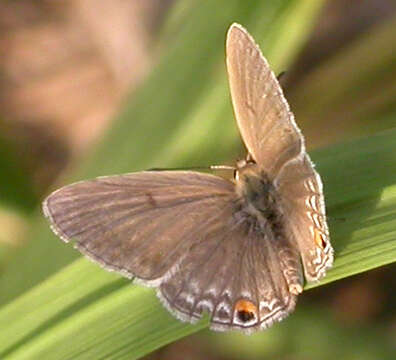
[237,309,255,322]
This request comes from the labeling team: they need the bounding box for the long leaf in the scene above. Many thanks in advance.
[1,128,395,359]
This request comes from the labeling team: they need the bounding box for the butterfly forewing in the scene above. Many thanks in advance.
[226,24,303,177]
[43,171,235,281]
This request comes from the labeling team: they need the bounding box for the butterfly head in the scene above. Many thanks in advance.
[234,156,257,180]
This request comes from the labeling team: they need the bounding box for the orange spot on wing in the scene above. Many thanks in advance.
[314,229,326,249]
[235,299,258,323]
[235,299,257,314]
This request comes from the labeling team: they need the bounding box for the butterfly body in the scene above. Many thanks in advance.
[236,164,278,219]
[43,23,333,333]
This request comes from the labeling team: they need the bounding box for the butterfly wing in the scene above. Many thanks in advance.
[43,171,235,282]
[226,23,333,282]
[226,23,302,177]
[275,155,333,281]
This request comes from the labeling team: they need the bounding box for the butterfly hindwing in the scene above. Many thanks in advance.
[275,155,333,281]
[159,202,302,333]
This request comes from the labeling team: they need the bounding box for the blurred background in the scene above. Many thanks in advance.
[0,0,395,359]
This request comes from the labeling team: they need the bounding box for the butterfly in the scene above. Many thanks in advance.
[43,23,333,333]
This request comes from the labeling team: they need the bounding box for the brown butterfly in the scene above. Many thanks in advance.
[43,23,333,333]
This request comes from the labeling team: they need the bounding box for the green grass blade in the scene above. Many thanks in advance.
[1,128,395,359]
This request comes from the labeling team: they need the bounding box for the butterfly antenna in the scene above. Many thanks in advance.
[147,165,235,172]
[210,165,236,171]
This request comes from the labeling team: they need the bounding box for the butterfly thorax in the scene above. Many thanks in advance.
[234,163,282,234]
